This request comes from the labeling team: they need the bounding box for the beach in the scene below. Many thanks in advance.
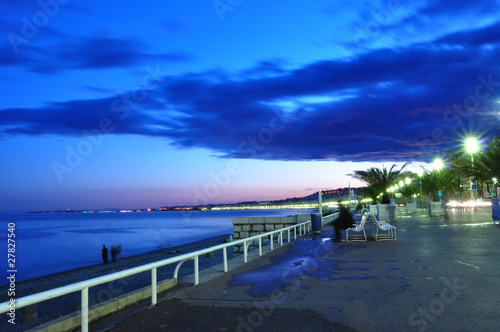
[1,235,232,331]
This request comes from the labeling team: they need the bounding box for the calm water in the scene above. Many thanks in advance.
[0,209,311,284]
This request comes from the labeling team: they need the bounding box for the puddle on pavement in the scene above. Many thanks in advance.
[228,239,376,296]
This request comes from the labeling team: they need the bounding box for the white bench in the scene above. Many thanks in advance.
[345,212,369,242]
[372,214,397,241]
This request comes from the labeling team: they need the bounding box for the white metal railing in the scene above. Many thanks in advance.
[0,220,311,332]
[322,212,339,225]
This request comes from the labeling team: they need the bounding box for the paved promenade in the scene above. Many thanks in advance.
[98,206,499,332]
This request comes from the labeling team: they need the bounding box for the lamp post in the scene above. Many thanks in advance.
[465,138,479,200]
[417,169,423,198]
[433,158,448,219]
[433,158,445,200]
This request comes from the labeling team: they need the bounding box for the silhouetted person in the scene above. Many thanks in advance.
[111,245,118,263]
[356,203,363,212]
[102,245,109,264]
[331,205,355,242]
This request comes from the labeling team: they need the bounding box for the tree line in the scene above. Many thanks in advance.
[350,134,500,203]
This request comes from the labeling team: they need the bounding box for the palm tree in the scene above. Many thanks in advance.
[444,148,469,198]
[474,135,500,178]
[474,135,500,196]
[421,167,456,202]
[400,183,419,201]
[360,185,382,204]
[350,163,409,204]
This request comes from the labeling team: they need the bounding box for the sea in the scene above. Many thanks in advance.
[0,209,313,285]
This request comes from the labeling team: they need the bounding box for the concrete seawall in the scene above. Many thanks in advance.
[232,215,312,253]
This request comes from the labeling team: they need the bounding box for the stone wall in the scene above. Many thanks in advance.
[232,215,311,253]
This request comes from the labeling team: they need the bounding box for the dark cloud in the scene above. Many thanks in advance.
[60,37,148,69]
[162,20,187,34]
[1,22,499,163]
[337,0,500,55]
[418,0,499,17]
[241,59,289,79]
[437,21,500,46]
[2,36,192,73]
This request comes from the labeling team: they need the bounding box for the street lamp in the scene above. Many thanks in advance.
[433,158,444,171]
[417,168,424,197]
[465,138,479,200]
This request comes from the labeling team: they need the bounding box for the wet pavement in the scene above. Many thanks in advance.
[98,206,499,332]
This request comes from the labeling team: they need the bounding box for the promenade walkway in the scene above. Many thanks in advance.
[94,206,499,332]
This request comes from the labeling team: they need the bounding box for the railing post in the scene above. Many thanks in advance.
[194,256,199,285]
[21,304,37,324]
[244,240,248,263]
[270,233,274,250]
[287,229,290,243]
[294,226,297,239]
[259,237,262,256]
[279,231,283,246]
[81,287,88,332]
[151,267,157,306]
[223,247,228,272]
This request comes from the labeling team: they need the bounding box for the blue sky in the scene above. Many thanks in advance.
[1,0,499,212]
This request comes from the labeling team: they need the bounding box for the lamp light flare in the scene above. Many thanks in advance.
[465,137,479,153]
[433,158,444,170]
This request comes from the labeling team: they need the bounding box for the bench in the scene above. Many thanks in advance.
[372,214,397,241]
[345,212,369,242]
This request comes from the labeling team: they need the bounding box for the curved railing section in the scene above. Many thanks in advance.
[321,212,339,225]
[0,219,311,332]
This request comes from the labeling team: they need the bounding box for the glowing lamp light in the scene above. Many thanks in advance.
[433,158,444,170]
[399,180,404,187]
[465,138,479,154]
[405,177,411,185]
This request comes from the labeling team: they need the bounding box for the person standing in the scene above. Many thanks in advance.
[102,245,109,264]
[111,245,118,263]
